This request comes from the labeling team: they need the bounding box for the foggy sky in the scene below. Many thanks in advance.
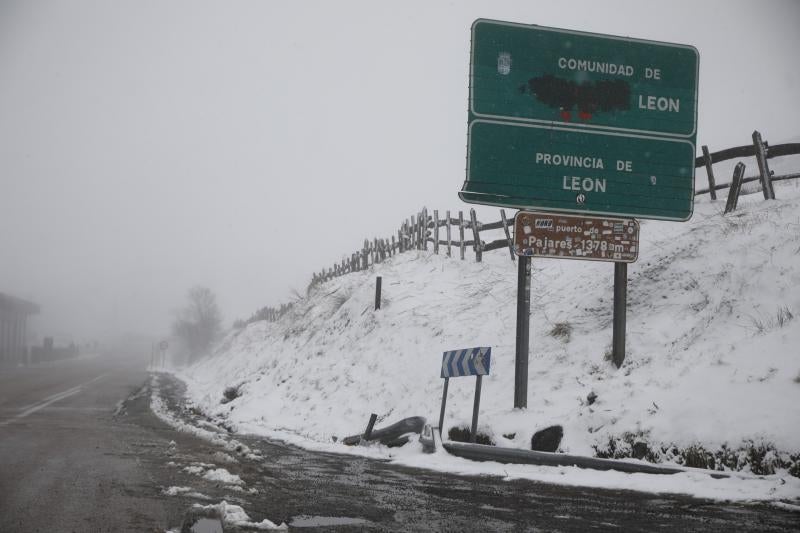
[1,0,798,343]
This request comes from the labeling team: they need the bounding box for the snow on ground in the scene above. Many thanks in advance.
[202,468,244,485]
[191,501,287,530]
[170,162,800,501]
[149,375,262,461]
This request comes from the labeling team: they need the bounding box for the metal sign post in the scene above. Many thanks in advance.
[612,262,628,368]
[439,347,492,442]
[514,256,531,409]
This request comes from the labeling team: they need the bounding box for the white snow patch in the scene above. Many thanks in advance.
[193,501,287,530]
[149,375,259,460]
[202,468,244,485]
[172,182,800,502]
[162,486,192,496]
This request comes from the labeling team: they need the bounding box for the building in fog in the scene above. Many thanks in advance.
[0,292,39,366]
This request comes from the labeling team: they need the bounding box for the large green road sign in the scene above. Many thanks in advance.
[461,20,699,221]
[463,120,695,220]
[469,19,699,137]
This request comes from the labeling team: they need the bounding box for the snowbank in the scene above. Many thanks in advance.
[172,164,800,497]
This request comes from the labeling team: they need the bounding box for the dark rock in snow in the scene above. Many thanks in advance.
[531,425,563,452]
[586,391,598,405]
[448,426,494,446]
[632,441,649,460]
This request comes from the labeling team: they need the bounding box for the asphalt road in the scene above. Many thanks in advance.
[0,354,188,532]
[1,356,798,532]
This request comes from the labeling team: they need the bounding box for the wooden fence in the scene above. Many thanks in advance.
[309,206,518,287]
[238,207,518,326]
[695,130,800,203]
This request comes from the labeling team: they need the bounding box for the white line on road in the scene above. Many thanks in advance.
[17,385,84,412]
[0,373,110,427]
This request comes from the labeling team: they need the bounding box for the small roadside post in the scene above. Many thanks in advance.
[438,347,491,443]
[359,413,378,445]
[159,340,168,368]
[375,276,382,310]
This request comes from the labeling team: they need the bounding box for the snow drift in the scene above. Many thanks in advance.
[173,160,800,480]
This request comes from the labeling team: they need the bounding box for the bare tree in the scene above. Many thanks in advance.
[172,286,222,363]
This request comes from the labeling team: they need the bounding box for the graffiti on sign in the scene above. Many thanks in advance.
[514,211,639,263]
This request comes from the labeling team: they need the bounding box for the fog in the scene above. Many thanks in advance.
[1,0,798,346]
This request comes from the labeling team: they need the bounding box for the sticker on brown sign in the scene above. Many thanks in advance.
[514,211,639,263]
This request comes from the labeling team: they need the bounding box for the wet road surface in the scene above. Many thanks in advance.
[0,355,185,532]
[1,356,798,532]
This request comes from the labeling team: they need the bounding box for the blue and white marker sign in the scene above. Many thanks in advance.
[441,347,492,378]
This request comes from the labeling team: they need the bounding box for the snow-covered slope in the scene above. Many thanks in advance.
[173,169,800,487]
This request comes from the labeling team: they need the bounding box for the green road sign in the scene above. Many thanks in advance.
[470,19,699,138]
[461,120,695,220]
[462,20,699,220]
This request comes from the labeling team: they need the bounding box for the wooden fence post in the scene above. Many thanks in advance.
[470,208,482,263]
[416,213,422,250]
[433,210,440,255]
[398,227,404,253]
[421,208,428,251]
[753,131,775,200]
[499,209,515,261]
[446,210,452,257]
[458,211,465,260]
[701,145,717,201]
[724,162,746,214]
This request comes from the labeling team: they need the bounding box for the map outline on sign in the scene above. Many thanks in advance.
[469,18,700,139]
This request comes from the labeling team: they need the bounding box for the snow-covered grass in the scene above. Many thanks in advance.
[170,164,800,501]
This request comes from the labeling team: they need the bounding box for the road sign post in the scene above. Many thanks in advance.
[612,262,628,368]
[514,256,531,409]
[439,347,492,441]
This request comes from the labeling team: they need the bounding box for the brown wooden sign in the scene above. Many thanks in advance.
[514,211,639,262]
